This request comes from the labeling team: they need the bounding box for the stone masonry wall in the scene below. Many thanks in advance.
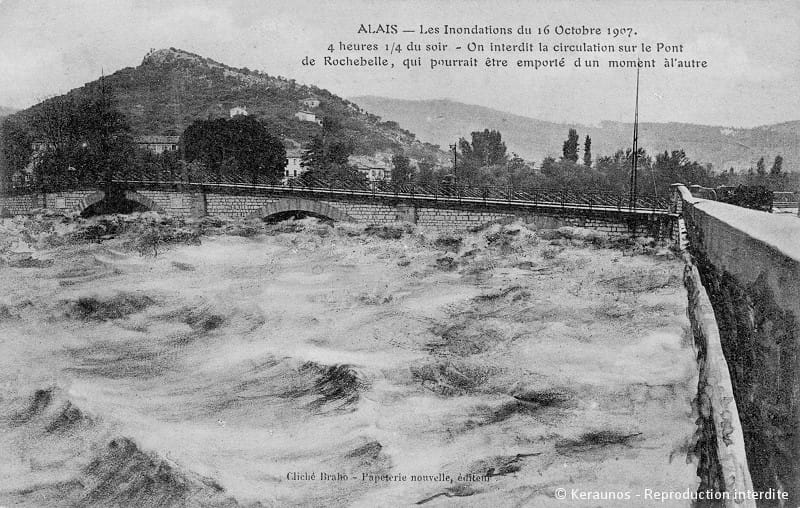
[44,191,99,213]
[684,254,755,507]
[205,193,278,218]
[675,184,800,506]
[138,190,195,217]
[0,194,45,215]
[325,200,409,223]
[415,207,516,228]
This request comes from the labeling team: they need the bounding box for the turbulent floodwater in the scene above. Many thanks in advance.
[0,216,699,507]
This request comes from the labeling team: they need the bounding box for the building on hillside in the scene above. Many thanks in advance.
[283,148,307,181]
[31,140,51,152]
[31,137,180,156]
[349,155,391,182]
[230,106,248,117]
[294,110,322,125]
[134,135,180,154]
[300,98,320,109]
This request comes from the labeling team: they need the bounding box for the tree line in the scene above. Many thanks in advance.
[1,87,795,198]
[389,127,796,197]
[0,83,288,190]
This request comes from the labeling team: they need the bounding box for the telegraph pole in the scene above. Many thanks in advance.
[100,68,111,189]
[629,62,640,209]
[449,143,458,187]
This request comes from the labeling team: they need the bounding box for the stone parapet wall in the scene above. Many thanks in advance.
[205,193,277,218]
[674,183,800,505]
[683,255,755,507]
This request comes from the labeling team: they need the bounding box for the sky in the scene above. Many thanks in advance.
[0,0,798,127]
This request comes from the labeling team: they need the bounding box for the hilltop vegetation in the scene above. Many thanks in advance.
[0,48,444,183]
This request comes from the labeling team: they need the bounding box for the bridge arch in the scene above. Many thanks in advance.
[77,190,163,216]
[122,191,163,212]
[247,198,354,222]
[72,191,105,214]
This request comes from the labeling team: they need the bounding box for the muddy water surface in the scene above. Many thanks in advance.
[0,219,699,507]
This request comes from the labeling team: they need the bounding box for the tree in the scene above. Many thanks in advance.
[182,116,286,184]
[562,128,579,162]
[414,159,440,187]
[506,154,537,189]
[469,129,507,166]
[300,136,325,172]
[583,135,592,167]
[24,83,133,188]
[756,156,766,176]
[652,149,710,193]
[326,138,354,166]
[0,117,33,188]
[82,83,133,184]
[299,116,357,184]
[455,129,507,184]
[391,154,413,185]
[770,155,783,176]
[456,137,478,184]
[595,150,631,193]
[540,156,558,180]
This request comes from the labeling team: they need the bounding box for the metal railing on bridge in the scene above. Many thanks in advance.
[773,191,799,210]
[688,184,798,213]
[2,171,671,214]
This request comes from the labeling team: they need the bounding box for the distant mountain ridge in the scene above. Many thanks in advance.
[0,106,16,119]
[350,96,800,172]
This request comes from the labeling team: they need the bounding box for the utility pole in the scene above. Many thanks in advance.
[629,61,640,209]
[449,143,457,187]
[100,68,111,189]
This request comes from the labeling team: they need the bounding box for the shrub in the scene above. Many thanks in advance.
[433,234,463,252]
[135,226,162,256]
[364,224,404,240]
[541,246,562,259]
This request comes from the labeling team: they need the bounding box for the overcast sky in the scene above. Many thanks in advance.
[1,0,798,127]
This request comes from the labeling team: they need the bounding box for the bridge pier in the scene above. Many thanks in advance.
[190,191,207,218]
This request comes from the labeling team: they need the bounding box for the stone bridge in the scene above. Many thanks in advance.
[0,185,676,240]
[673,184,799,506]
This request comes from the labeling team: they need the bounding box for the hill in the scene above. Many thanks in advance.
[0,106,16,119]
[5,49,444,163]
[350,96,800,173]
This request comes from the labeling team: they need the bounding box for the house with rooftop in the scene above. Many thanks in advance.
[294,111,322,125]
[349,155,391,182]
[300,97,320,109]
[283,148,307,181]
[229,106,248,117]
[133,135,180,154]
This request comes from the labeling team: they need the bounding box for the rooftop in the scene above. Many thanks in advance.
[134,135,180,144]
